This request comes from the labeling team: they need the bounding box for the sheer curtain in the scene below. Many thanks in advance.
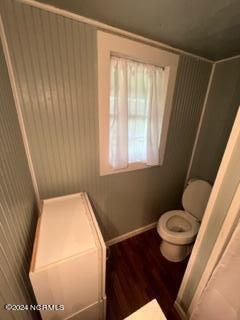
[109,55,167,169]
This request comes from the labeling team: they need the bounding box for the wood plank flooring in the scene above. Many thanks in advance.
[106,228,188,320]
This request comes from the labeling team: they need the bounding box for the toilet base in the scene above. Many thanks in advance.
[160,240,192,262]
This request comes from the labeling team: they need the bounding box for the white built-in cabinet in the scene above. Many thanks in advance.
[29,193,106,320]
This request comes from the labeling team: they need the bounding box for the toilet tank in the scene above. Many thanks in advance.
[29,193,106,320]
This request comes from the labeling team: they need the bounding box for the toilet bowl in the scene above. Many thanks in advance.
[157,179,212,262]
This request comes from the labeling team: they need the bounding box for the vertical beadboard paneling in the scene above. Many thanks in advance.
[0,42,38,319]
[1,0,212,240]
[189,57,240,183]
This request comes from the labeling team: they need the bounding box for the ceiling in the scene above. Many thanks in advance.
[36,0,240,61]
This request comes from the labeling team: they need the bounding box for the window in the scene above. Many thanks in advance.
[97,31,179,175]
[109,55,167,169]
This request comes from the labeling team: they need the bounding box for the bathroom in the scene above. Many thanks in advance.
[1,0,240,319]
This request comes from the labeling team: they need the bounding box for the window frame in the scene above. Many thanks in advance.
[97,31,179,176]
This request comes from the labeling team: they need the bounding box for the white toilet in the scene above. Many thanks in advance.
[157,179,212,262]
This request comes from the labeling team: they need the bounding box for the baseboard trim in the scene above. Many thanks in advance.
[106,222,157,247]
[174,301,187,320]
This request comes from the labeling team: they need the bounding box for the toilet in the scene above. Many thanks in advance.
[157,179,212,262]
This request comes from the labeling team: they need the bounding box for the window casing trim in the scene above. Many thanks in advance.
[97,31,179,176]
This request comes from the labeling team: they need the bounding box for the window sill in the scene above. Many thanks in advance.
[100,161,162,176]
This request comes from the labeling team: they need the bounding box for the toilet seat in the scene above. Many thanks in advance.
[157,210,199,245]
[182,180,212,221]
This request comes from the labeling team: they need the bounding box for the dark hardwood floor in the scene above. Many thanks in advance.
[106,229,188,320]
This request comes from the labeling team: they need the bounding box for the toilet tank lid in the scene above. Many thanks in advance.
[182,180,212,221]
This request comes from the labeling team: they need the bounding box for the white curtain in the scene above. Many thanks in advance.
[109,56,167,169]
[191,222,240,320]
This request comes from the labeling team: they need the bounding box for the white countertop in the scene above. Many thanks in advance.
[34,193,97,270]
[124,299,167,320]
